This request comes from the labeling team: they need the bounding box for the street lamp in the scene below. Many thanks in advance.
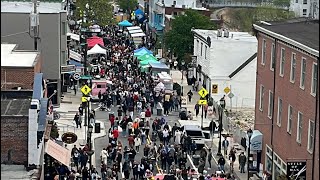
[247,128,253,180]
[87,124,94,167]
[217,98,226,156]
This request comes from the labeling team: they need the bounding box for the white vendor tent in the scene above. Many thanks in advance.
[131,32,146,37]
[126,26,141,31]
[129,29,144,34]
[87,44,107,55]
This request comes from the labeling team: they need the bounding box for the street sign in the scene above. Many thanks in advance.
[198,88,209,98]
[224,87,231,94]
[228,92,234,99]
[198,100,207,105]
[73,73,81,80]
[212,84,218,94]
[81,85,91,95]
[81,97,88,102]
[287,161,306,180]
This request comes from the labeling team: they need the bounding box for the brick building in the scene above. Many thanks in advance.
[1,44,41,90]
[1,98,31,164]
[253,19,319,179]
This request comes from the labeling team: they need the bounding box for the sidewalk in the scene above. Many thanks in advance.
[54,89,106,168]
[171,70,247,179]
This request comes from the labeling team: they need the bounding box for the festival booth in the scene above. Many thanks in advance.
[87,36,104,49]
[131,32,146,45]
[118,20,133,27]
[148,61,170,76]
[87,44,107,55]
[134,47,153,57]
[127,26,141,31]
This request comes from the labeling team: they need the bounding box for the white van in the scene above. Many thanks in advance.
[180,124,211,149]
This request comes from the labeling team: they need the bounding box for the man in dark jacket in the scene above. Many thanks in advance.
[209,120,217,137]
[74,112,81,128]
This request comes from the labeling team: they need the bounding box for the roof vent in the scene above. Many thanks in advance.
[217,29,222,37]
[224,29,229,38]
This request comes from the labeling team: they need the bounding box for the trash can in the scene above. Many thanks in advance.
[95,123,101,133]
[192,155,201,166]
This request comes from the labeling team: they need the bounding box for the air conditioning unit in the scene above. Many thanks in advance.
[30,99,40,112]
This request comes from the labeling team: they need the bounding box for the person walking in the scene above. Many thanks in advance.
[209,120,216,138]
[74,112,81,128]
[134,135,141,152]
[207,149,212,169]
[187,90,193,102]
[222,137,229,156]
[239,152,247,173]
[218,156,226,172]
[194,103,200,117]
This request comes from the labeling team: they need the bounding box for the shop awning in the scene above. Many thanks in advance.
[247,130,263,151]
[87,36,104,49]
[45,139,71,167]
[68,59,83,67]
[70,50,82,62]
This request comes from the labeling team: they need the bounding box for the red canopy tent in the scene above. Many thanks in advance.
[87,36,104,49]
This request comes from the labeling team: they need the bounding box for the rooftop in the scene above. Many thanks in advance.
[1,1,64,13]
[1,44,38,67]
[193,29,257,78]
[255,19,319,52]
[1,98,31,116]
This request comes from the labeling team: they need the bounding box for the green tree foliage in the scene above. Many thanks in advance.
[228,6,295,32]
[117,0,138,13]
[164,10,216,62]
[75,0,115,27]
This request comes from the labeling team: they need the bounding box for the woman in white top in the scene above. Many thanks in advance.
[100,148,109,165]
[134,136,142,152]
[174,130,182,145]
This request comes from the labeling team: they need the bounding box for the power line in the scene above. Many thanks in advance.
[1,31,29,38]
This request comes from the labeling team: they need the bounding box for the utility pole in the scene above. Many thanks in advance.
[32,0,39,50]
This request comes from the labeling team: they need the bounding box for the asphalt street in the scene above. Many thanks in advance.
[92,102,220,178]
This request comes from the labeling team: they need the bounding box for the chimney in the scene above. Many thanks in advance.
[172,0,176,7]
[161,0,164,4]
[224,29,229,38]
[217,29,222,37]
[182,4,186,8]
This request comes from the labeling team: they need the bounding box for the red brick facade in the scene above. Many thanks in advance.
[1,55,41,90]
[255,32,318,179]
[1,116,28,165]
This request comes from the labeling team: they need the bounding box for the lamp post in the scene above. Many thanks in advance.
[247,128,253,180]
[87,124,94,167]
[217,98,226,156]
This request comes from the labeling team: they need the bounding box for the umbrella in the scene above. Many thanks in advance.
[137,53,157,62]
[118,20,133,27]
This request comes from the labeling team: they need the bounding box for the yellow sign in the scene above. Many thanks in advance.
[198,88,209,98]
[81,97,88,102]
[212,84,218,94]
[198,100,207,105]
[224,87,231,94]
[81,85,91,95]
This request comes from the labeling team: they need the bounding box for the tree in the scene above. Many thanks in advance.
[117,0,138,13]
[164,10,216,62]
[75,0,115,27]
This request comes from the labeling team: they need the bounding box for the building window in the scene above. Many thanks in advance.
[303,9,307,15]
[261,39,266,65]
[303,0,307,4]
[205,46,207,59]
[280,48,285,76]
[290,53,296,83]
[308,120,315,153]
[277,97,282,126]
[296,112,303,143]
[173,11,178,16]
[268,90,273,118]
[201,43,203,56]
[311,63,318,95]
[270,43,275,70]
[300,58,306,89]
[259,84,264,111]
[287,105,293,134]
[295,0,298,2]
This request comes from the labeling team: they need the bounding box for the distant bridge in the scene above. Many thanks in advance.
[204,1,289,9]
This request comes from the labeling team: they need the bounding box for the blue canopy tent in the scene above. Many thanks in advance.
[134,48,152,57]
[134,47,152,54]
[118,20,133,27]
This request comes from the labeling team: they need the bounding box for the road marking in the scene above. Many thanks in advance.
[187,154,198,173]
